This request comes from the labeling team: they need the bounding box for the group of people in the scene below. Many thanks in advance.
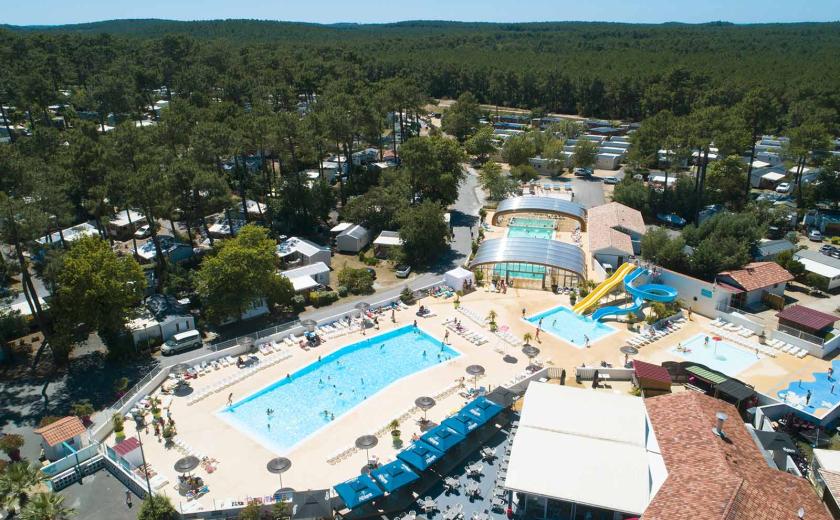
[493,279,509,293]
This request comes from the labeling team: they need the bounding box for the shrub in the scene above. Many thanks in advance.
[400,287,415,305]
[71,400,95,420]
[363,256,378,266]
[291,295,306,312]
[0,434,24,456]
[312,291,339,307]
[357,251,366,262]
[337,266,375,295]
[831,237,840,245]
[337,286,349,297]
[38,416,62,428]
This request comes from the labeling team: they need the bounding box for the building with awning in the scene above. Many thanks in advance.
[372,230,403,258]
[281,262,331,293]
[461,396,503,425]
[503,383,667,518]
[684,364,755,408]
[716,262,793,308]
[441,414,480,436]
[793,249,840,291]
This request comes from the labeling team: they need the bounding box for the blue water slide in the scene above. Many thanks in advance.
[590,267,678,321]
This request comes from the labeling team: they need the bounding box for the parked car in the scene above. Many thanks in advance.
[820,244,834,254]
[603,176,619,185]
[775,182,792,193]
[808,229,823,242]
[134,224,152,238]
[573,167,593,177]
[395,265,412,278]
[161,330,202,356]
[365,267,377,280]
[656,213,687,228]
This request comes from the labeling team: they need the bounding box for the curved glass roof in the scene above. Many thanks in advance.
[495,196,586,221]
[470,237,586,277]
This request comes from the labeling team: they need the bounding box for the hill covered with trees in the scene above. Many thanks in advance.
[3,20,840,121]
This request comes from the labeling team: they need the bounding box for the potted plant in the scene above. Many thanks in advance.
[112,413,126,442]
[454,295,460,309]
[162,425,175,446]
[0,434,24,462]
[389,420,402,448]
[151,398,162,420]
[487,310,498,332]
[523,333,533,346]
[113,377,129,399]
[569,291,577,306]
[71,399,95,426]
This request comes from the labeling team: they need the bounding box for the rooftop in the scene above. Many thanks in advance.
[34,416,86,447]
[108,209,145,228]
[281,262,330,279]
[587,202,645,255]
[504,383,666,515]
[717,262,794,292]
[795,249,840,270]
[276,237,330,258]
[633,359,671,385]
[373,231,403,247]
[338,224,369,240]
[754,239,795,258]
[776,305,838,332]
[112,436,140,457]
[470,237,586,279]
[643,392,830,520]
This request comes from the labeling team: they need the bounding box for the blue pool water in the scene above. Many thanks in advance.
[668,334,759,376]
[525,306,616,347]
[777,360,840,413]
[507,217,554,240]
[219,326,459,452]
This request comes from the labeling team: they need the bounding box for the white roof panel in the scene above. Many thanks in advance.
[761,172,786,182]
[288,275,319,292]
[330,222,353,233]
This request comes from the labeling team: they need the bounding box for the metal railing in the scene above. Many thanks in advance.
[777,323,824,346]
[715,302,767,325]
[209,319,301,351]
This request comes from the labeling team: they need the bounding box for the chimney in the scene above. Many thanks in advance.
[713,411,728,438]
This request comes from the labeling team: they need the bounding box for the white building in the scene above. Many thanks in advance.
[36,221,99,247]
[372,230,403,258]
[128,295,195,346]
[276,237,332,268]
[794,250,840,291]
[504,383,667,518]
[281,262,331,293]
[336,225,370,253]
[107,210,146,239]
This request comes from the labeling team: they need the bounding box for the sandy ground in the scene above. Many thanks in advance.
[116,285,834,512]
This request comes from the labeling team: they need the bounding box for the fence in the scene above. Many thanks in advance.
[715,303,766,334]
[777,323,824,346]
[575,366,634,382]
[41,442,100,477]
[209,319,302,352]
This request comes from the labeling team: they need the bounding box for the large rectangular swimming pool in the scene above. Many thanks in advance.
[525,306,616,347]
[218,326,459,453]
[668,334,760,376]
[507,217,554,240]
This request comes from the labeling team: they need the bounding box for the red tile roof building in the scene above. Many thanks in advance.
[588,202,646,257]
[717,262,794,293]
[33,416,86,447]
[643,392,830,520]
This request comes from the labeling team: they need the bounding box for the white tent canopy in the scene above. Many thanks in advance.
[444,267,476,291]
[761,171,786,182]
[503,383,666,516]
[288,275,319,292]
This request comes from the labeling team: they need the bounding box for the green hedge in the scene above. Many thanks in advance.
[311,291,339,308]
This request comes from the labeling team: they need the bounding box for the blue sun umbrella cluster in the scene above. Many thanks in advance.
[334,395,505,509]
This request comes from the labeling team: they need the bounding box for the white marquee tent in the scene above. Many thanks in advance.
[444,267,476,292]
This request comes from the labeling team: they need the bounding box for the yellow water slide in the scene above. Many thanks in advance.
[572,262,636,314]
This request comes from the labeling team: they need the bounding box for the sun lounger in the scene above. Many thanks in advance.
[797,350,808,358]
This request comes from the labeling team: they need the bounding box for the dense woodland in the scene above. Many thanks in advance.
[3,20,840,121]
[1,19,840,365]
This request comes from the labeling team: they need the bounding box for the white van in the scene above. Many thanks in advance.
[161,330,202,356]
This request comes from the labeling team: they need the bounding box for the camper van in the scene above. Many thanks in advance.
[161,330,202,356]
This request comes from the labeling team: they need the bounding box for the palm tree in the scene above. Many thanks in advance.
[19,492,74,520]
[0,462,45,515]
[523,332,533,346]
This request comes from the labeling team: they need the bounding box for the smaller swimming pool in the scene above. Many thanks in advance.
[777,360,840,414]
[493,262,546,281]
[668,334,759,376]
[507,217,554,240]
[525,306,616,347]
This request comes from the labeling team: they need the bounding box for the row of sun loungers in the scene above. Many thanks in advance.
[457,306,489,326]
[626,317,687,348]
[187,351,293,405]
[444,318,489,345]
[496,330,524,348]
[709,318,808,358]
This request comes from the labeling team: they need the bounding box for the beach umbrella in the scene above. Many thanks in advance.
[292,489,332,520]
[415,396,436,421]
[173,455,200,474]
[267,457,292,489]
[522,345,540,370]
[170,363,191,375]
[466,364,485,391]
[713,336,722,355]
[301,319,317,332]
[355,435,378,471]
[620,346,639,355]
